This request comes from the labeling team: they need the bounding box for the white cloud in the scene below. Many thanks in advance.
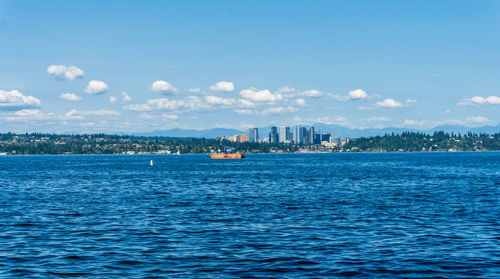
[376,99,403,108]
[295,98,306,106]
[63,109,83,120]
[127,96,210,112]
[240,87,283,102]
[47,65,84,80]
[302,89,322,97]
[109,96,118,103]
[234,109,254,115]
[0,89,41,109]
[147,98,188,110]
[237,99,255,108]
[189,88,201,93]
[82,110,120,117]
[124,103,152,111]
[139,113,179,120]
[458,96,500,106]
[62,109,119,120]
[151,80,178,94]
[233,106,297,115]
[465,116,489,123]
[162,114,179,120]
[260,106,296,115]
[209,81,234,92]
[366,116,391,122]
[312,116,349,126]
[348,89,368,100]
[277,86,296,93]
[406,99,418,104]
[84,80,109,95]
[205,95,235,106]
[4,109,55,121]
[404,119,427,126]
[444,109,451,113]
[331,89,370,101]
[60,93,81,101]
[122,92,132,102]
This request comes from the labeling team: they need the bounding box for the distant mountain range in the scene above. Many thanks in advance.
[133,123,500,139]
[134,128,243,138]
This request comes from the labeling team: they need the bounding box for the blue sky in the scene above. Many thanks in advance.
[1,0,499,133]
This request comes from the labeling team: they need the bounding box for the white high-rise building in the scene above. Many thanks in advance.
[279,126,291,143]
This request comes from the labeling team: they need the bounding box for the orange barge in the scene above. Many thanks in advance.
[210,153,245,159]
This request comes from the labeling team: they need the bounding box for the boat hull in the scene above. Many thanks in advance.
[210,153,245,159]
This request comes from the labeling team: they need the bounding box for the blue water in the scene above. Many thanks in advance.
[0,153,499,278]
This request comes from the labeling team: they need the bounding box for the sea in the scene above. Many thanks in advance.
[0,153,499,278]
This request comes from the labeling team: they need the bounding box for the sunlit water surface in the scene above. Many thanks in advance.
[1,153,499,278]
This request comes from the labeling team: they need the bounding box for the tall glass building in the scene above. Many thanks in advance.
[249,128,259,143]
[269,126,279,144]
[294,126,306,144]
[308,127,315,144]
[279,126,291,143]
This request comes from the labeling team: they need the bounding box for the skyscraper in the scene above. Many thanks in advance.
[294,126,306,144]
[249,128,259,143]
[269,126,279,143]
[313,131,322,144]
[321,133,331,143]
[308,127,315,144]
[279,126,291,143]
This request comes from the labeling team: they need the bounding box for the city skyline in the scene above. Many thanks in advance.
[1,1,500,134]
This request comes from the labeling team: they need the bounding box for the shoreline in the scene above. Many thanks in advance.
[1,150,498,156]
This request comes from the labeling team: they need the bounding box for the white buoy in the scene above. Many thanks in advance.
[150,160,154,166]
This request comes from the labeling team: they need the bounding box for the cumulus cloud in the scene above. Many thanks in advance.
[123,103,152,111]
[348,89,368,100]
[376,99,403,108]
[458,96,500,106]
[0,89,41,109]
[125,96,210,112]
[302,89,322,97]
[47,65,84,80]
[406,99,418,104]
[122,92,132,102]
[238,99,255,108]
[62,109,120,120]
[209,81,235,92]
[151,80,178,94]
[147,98,189,110]
[60,93,81,101]
[331,89,370,101]
[295,98,306,106]
[240,87,283,102]
[109,96,118,103]
[4,109,55,121]
[84,80,109,95]
[205,95,235,106]
[277,86,296,93]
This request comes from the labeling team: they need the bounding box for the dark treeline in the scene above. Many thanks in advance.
[344,131,500,152]
[0,133,297,155]
[0,131,498,155]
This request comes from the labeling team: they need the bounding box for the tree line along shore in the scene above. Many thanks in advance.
[0,131,499,155]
